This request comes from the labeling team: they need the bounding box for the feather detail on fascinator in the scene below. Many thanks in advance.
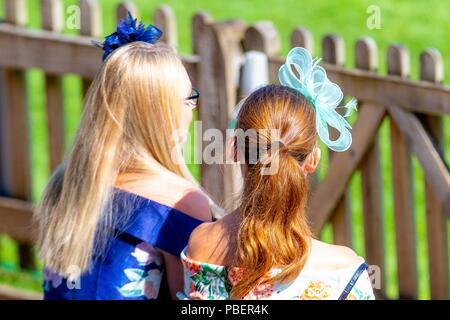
[94,12,162,61]
[279,47,357,152]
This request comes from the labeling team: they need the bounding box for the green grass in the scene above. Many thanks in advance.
[1,0,449,299]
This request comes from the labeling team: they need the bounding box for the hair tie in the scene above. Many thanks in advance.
[278,47,357,152]
[94,12,162,61]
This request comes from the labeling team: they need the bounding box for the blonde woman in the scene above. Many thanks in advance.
[34,15,211,300]
[179,48,375,300]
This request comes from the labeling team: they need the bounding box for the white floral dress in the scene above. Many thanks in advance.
[177,247,375,300]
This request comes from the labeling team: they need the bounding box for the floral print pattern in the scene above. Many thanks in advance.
[178,248,375,300]
[117,242,164,299]
[188,264,232,300]
[246,282,276,300]
[227,267,245,286]
[344,287,373,300]
[131,242,163,266]
[299,280,333,300]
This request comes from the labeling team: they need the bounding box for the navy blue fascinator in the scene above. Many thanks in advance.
[95,12,163,61]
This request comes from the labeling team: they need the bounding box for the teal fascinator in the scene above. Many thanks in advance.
[279,47,357,152]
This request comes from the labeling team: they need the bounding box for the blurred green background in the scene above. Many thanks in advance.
[0,0,449,299]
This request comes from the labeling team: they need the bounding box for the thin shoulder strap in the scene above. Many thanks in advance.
[338,262,369,300]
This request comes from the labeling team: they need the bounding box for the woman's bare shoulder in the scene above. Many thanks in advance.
[116,173,212,222]
[305,238,362,271]
[187,217,232,264]
[173,186,212,222]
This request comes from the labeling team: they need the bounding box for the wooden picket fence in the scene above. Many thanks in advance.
[0,0,449,300]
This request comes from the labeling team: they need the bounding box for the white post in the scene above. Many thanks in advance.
[239,50,269,98]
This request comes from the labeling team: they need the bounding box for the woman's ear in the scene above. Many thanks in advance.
[303,147,321,174]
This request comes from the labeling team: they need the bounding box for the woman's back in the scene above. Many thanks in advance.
[43,182,208,300]
[179,217,375,300]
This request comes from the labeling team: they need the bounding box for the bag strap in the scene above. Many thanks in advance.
[338,262,369,300]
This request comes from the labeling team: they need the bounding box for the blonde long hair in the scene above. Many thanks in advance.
[231,85,317,298]
[35,42,198,276]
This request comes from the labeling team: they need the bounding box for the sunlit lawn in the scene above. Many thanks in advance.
[0,0,449,299]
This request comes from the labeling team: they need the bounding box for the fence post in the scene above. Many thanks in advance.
[192,12,213,55]
[387,44,418,299]
[0,0,35,270]
[239,51,268,97]
[154,5,177,48]
[243,22,281,56]
[41,0,65,172]
[419,48,448,300]
[355,37,386,298]
[322,34,352,246]
[290,27,314,54]
[191,12,213,211]
[197,20,246,213]
[80,0,101,38]
[241,21,279,90]
[322,33,345,67]
[4,0,27,26]
[116,0,138,21]
[80,0,101,96]
[243,21,280,84]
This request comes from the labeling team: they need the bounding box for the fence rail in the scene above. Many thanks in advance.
[0,284,41,300]
[0,0,448,300]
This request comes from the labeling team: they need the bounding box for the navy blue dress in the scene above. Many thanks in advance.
[43,189,203,300]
